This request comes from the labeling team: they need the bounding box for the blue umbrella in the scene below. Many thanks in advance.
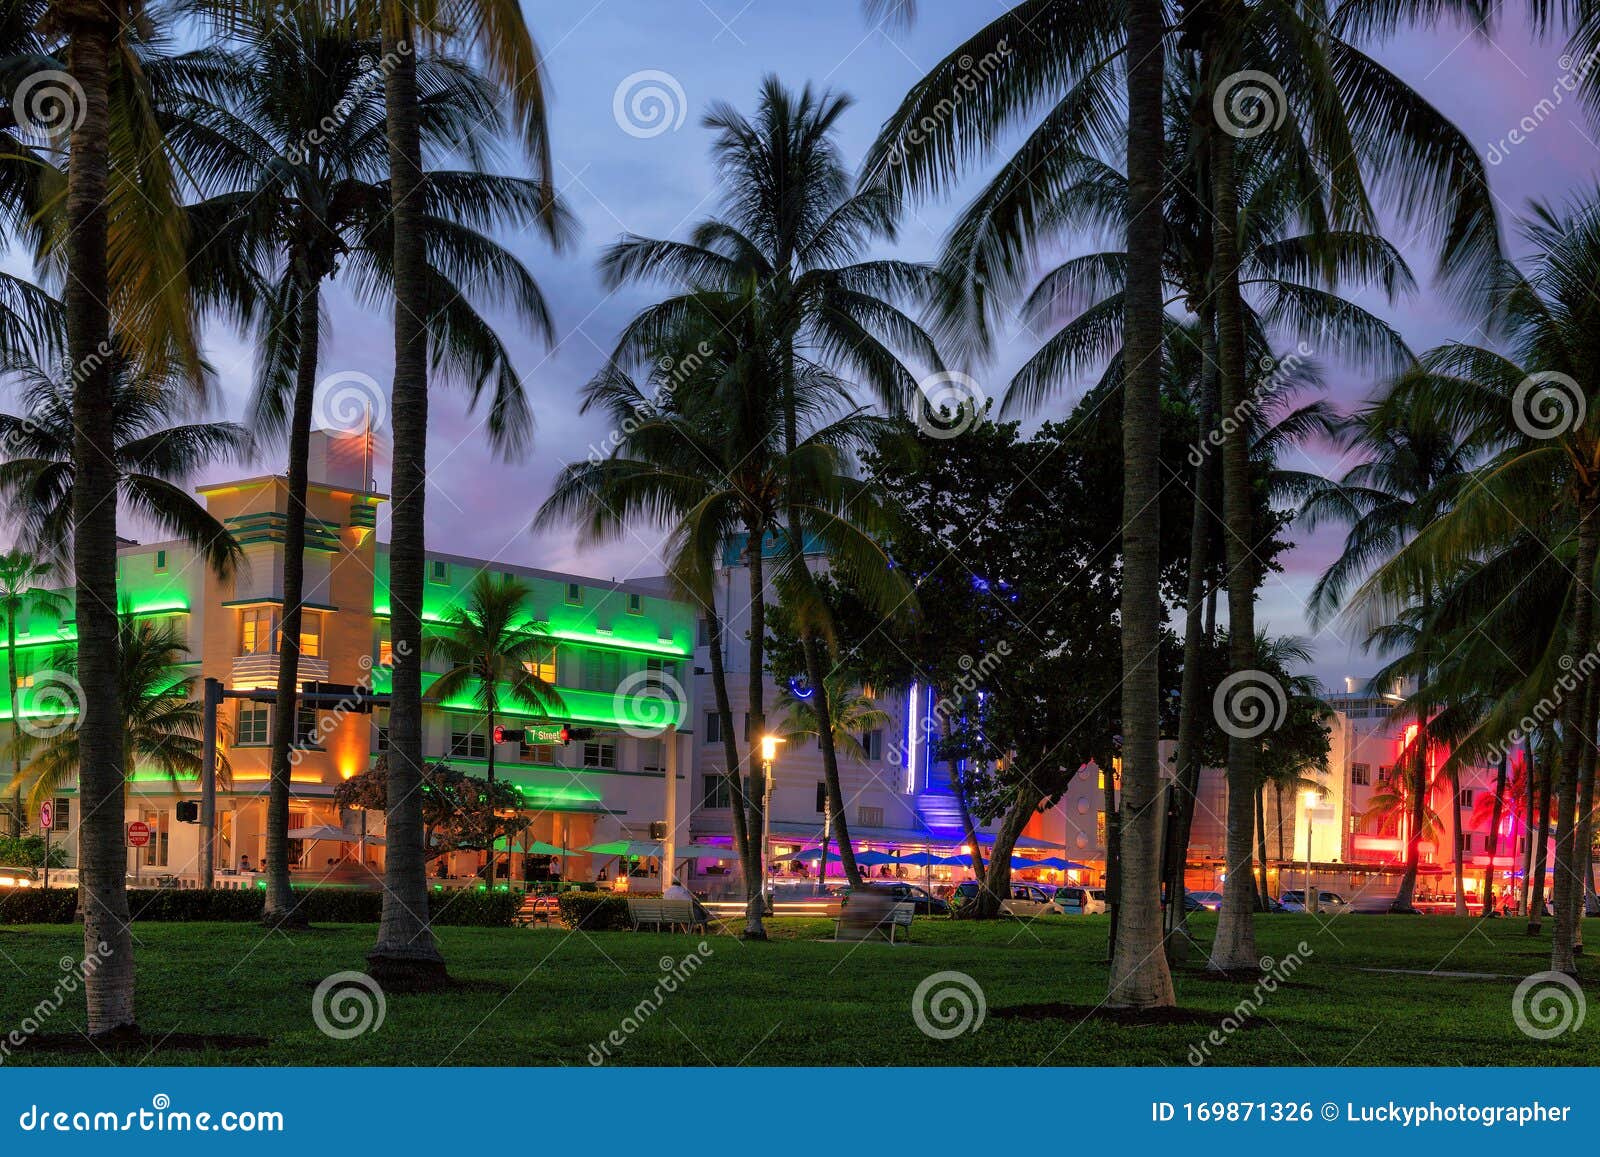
[854,850,895,867]
[896,851,942,867]
[781,847,841,862]
[1034,857,1091,870]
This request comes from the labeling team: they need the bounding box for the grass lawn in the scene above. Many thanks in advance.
[0,913,1596,1066]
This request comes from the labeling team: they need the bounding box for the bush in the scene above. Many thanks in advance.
[0,835,68,870]
[0,885,519,926]
[556,890,658,931]
[0,887,77,923]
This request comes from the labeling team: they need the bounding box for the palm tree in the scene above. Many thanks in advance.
[0,345,248,576]
[366,0,560,989]
[39,0,198,1038]
[0,549,67,836]
[1335,191,1600,971]
[423,573,562,888]
[777,674,891,766]
[166,9,570,926]
[11,605,229,807]
[537,292,908,939]
[598,76,940,890]
[1301,403,1475,912]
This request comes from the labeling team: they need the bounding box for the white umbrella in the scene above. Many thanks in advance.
[287,825,384,844]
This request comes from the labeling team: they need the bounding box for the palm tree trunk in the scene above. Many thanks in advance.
[973,784,1034,919]
[704,608,753,902]
[1102,751,1122,962]
[483,705,497,889]
[1551,499,1598,972]
[1254,785,1269,909]
[1392,698,1429,912]
[1275,782,1286,863]
[66,16,135,1037]
[1450,763,1467,916]
[1522,741,1538,915]
[368,19,444,984]
[1207,109,1259,974]
[1529,742,1554,933]
[741,537,768,940]
[1574,677,1600,947]
[800,631,862,888]
[8,616,23,838]
[1106,0,1174,1010]
[1483,752,1507,917]
[264,276,320,927]
[1163,306,1218,958]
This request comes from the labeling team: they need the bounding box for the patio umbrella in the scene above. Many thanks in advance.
[1034,857,1090,870]
[854,850,895,867]
[896,851,941,867]
[581,840,665,858]
[781,847,842,862]
[675,843,735,858]
[286,825,378,843]
[934,853,977,866]
[492,838,575,855]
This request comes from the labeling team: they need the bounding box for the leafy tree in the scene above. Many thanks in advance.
[334,758,529,872]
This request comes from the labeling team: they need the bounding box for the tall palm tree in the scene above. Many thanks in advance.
[166,9,570,925]
[39,0,198,1038]
[538,292,908,939]
[11,605,229,806]
[1337,191,1600,972]
[367,0,559,988]
[598,77,940,890]
[424,573,562,888]
[0,549,67,835]
[0,345,248,576]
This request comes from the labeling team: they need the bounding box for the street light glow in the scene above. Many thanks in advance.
[760,734,783,762]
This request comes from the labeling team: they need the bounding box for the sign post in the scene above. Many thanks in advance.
[38,801,52,890]
[127,820,151,886]
[200,677,222,888]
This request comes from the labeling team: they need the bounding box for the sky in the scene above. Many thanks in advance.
[42,1,1600,690]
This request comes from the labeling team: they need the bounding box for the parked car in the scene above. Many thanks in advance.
[1052,886,1108,915]
[840,882,949,915]
[1187,890,1224,911]
[1278,889,1349,912]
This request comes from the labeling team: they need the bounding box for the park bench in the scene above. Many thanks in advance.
[514,893,556,927]
[628,897,710,933]
[628,897,664,931]
[833,899,915,943]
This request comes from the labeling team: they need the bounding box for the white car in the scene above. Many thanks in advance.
[1052,886,1108,915]
[1278,889,1348,912]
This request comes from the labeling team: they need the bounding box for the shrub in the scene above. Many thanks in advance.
[556,890,657,931]
[428,890,519,927]
[0,887,77,923]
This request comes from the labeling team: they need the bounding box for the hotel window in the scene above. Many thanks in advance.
[860,729,884,761]
[154,549,167,572]
[1351,763,1370,786]
[1378,765,1393,784]
[296,706,321,747]
[627,592,643,615]
[430,560,449,584]
[565,582,583,606]
[141,809,170,868]
[374,711,389,753]
[1461,833,1473,853]
[236,704,269,746]
[451,729,487,760]
[1096,810,1107,847]
[579,649,620,691]
[703,712,722,744]
[298,613,322,659]
[639,738,664,772]
[378,637,393,667]
[523,642,557,684]
[15,670,32,690]
[239,607,275,654]
[857,805,884,828]
[1459,788,1475,808]
[702,773,732,810]
[696,619,710,647]
[582,739,617,769]
[644,657,676,689]
[521,741,556,765]
[52,798,69,833]
[815,781,827,813]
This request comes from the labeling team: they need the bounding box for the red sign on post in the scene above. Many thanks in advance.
[38,801,53,831]
[126,820,152,848]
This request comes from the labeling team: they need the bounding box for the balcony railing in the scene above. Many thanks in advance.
[232,652,330,687]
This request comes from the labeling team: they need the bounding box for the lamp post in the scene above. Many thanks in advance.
[1302,789,1320,914]
[759,734,782,914]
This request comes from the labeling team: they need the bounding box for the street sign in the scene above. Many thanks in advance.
[126,820,152,848]
[38,801,53,831]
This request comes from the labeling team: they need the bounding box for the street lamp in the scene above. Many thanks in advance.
[1302,788,1320,914]
[759,734,783,914]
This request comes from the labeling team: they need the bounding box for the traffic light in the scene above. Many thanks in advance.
[176,801,199,823]
[493,726,526,744]
[558,726,593,745]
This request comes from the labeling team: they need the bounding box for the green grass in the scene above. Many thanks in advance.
[1,913,1596,1065]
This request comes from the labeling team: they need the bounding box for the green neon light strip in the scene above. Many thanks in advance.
[371,604,689,658]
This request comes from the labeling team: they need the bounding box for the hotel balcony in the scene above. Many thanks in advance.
[232,651,330,689]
